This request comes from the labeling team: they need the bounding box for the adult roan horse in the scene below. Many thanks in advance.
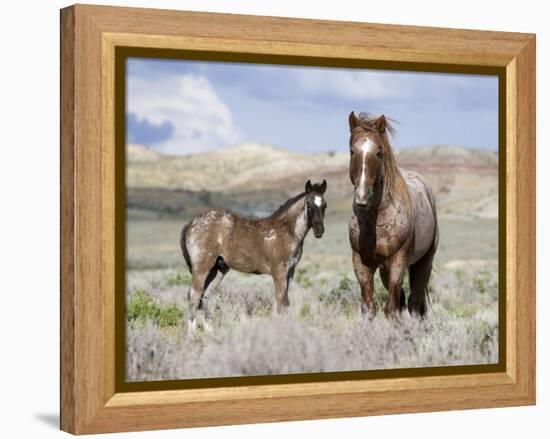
[180,180,327,330]
[347,112,439,318]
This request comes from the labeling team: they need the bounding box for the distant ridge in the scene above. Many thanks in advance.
[395,145,498,168]
[126,142,347,192]
[126,142,498,219]
[127,144,159,162]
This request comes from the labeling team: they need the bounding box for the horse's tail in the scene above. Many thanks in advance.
[409,185,439,316]
[424,190,439,310]
[425,232,438,308]
[180,223,192,274]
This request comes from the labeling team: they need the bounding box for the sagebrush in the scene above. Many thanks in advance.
[126,266,498,381]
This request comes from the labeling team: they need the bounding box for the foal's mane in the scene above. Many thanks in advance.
[352,112,412,216]
[270,192,306,218]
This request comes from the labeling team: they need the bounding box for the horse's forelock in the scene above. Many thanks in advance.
[310,182,326,193]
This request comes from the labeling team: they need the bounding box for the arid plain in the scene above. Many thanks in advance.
[125,143,499,381]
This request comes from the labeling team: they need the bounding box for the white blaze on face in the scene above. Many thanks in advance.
[314,196,323,207]
[357,138,376,199]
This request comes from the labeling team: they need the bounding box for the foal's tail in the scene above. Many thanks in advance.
[180,223,192,274]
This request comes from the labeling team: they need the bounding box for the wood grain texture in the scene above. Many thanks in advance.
[83,4,530,66]
[84,382,527,434]
[60,4,536,434]
[60,6,75,433]
[505,57,518,382]
[511,37,536,398]
[100,23,117,408]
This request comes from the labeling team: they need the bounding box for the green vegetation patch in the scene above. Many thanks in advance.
[295,267,314,288]
[473,269,498,298]
[164,271,192,287]
[127,289,183,328]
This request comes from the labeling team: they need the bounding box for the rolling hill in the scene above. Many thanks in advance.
[126,143,498,220]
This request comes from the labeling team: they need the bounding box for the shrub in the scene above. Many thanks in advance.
[127,289,183,328]
[125,267,499,382]
[322,275,353,304]
[299,303,311,320]
[295,267,314,288]
[164,271,192,287]
[473,269,497,299]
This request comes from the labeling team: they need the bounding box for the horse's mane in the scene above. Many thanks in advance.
[270,192,306,218]
[352,112,412,216]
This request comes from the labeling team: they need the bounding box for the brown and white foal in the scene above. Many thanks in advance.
[180,180,327,331]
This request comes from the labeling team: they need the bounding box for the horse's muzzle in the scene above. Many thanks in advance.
[354,188,373,207]
[313,224,325,238]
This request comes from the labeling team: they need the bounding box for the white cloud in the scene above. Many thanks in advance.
[293,69,414,100]
[289,68,495,104]
[127,73,240,154]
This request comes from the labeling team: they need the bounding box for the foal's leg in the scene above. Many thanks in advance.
[352,251,376,318]
[384,250,408,318]
[201,264,230,329]
[188,259,217,332]
[272,268,290,313]
[204,264,229,299]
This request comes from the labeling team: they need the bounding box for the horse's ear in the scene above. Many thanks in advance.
[320,179,327,194]
[305,180,313,193]
[348,111,358,132]
[375,114,387,135]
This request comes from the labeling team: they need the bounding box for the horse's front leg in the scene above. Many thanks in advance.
[272,267,290,313]
[352,250,376,318]
[384,249,408,318]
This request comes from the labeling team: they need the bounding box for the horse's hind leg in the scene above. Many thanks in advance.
[408,249,435,318]
[188,258,230,332]
[204,260,229,298]
[188,259,217,332]
[201,259,230,323]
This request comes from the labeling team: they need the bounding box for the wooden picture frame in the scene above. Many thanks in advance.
[60,4,536,434]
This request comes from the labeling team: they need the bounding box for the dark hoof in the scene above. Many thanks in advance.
[361,302,377,319]
[408,301,427,319]
[419,302,427,319]
[383,303,401,320]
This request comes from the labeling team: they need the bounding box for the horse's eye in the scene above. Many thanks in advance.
[376,151,382,160]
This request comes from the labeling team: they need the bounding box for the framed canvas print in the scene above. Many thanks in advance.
[60,4,536,435]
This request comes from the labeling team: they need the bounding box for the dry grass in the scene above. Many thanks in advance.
[126,266,498,381]
[124,144,499,382]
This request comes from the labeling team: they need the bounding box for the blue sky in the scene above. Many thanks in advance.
[126,57,498,155]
